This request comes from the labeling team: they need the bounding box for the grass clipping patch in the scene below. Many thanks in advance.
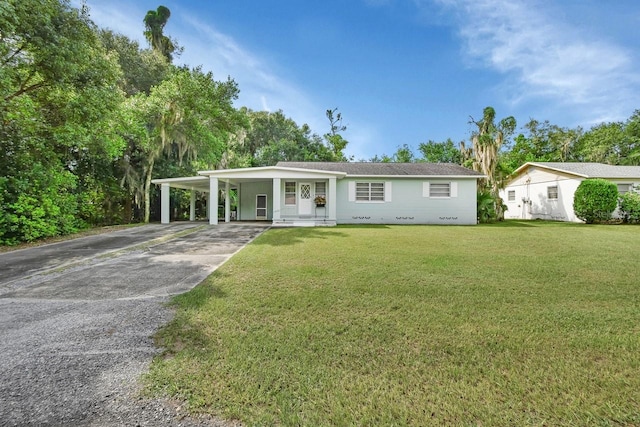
[147,222,640,426]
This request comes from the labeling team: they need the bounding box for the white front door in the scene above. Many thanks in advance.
[299,183,312,215]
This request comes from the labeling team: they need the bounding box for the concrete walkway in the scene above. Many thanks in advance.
[0,222,269,426]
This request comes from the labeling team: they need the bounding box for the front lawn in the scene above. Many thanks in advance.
[147,221,640,426]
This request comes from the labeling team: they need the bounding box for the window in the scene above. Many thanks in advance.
[356,182,384,201]
[547,186,558,200]
[285,181,296,205]
[617,183,631,194]
[315,182,326,197]
[508,190,516,202]
[429,183,451,198]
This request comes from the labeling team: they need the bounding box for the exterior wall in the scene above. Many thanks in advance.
[501,166,640,222]
[238,181,273,221]
[278,179,331,220]
[335,178,478,225]
[501,167,581,221]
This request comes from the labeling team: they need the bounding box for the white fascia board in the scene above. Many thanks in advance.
[198,166,347,180]
[520,162,588,178]
[151,176,210,191]
[152,176,207,184]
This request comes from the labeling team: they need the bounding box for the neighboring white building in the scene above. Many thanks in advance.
[501,162,640,222]
[152,162,485,226]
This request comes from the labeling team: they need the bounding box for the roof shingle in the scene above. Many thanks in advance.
[529,162,640,178]
[276,162,483,177]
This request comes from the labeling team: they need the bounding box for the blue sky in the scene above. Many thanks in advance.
[80,0,640,160]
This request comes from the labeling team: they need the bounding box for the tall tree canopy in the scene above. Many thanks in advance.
[418,139,462,164]
[465,107,516,220]
[324,108,350,161]
[143,5,179,62]
[0,0,123,243]
[229,109,335,167]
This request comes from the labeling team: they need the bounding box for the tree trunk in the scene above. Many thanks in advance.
[143,158,155,223]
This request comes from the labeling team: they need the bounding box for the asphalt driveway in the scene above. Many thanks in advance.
[0,222,269,426]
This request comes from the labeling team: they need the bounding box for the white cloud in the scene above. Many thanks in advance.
[431,0,639,124]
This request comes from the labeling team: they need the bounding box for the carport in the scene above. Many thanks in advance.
[151,166,342,226]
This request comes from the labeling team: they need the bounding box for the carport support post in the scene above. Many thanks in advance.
[224,181,230,223]
[189,190,196,221]
[161,183,170,224]
[209,177,218,225]
[272,178,281,220]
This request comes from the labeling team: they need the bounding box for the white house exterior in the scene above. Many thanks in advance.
[152,162,484,226]
[501,162,640,222]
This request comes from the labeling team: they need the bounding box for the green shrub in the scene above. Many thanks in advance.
[620,190,640,223]
[573,179,619,223]
[477,190,497,223]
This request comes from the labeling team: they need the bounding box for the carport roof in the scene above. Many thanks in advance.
[151,166,348,191]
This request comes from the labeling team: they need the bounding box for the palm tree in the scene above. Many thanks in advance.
[143,6,176,62]
[469,107,516,220]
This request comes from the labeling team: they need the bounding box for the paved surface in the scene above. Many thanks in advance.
[0,223,269,426]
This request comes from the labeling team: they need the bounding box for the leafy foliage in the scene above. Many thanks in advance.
[0,0,124,244]
[465,107,516,220]
[418,139,462,164]
[573,179,619,224]
[477,190,498,223]
[619,190,640,223]
[143,5,180,62]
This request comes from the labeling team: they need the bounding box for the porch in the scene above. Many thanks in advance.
[151,166,345,226]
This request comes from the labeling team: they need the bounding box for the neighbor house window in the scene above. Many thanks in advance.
[617,183,631,194]
[547,186,558,200]
[508,190,516,202]
[285,181,296,205]
[429,183,451,198]
[356,182,384,201]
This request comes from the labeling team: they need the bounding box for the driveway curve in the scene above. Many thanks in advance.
[0,223,268,426]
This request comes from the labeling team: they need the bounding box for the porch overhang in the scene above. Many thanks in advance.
[151,175,210,192]
[152,166,345,225]
[198,166,347,182]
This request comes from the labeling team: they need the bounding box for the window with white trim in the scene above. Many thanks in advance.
[617,183,631,194]
[285,181,296,205]
[356,182,385,201]
[508,190,516,202]
[429,183,451,198]
[315,182,326,197]
[547,186,558,200]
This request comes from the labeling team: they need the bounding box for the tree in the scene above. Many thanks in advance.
[624,111,640,165]
[465,107,516,220]
[1,0,124,243]
[99,29,170,96]
[574,122,626,165]
[236,109,334,167]
[418,139,462,164]
[129,67,241,222]
[573,179,619,224]
[143,5,180,62]
[500,120,582,174]
[324,108,349,161]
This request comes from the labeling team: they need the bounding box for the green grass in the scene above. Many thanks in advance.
[147,221,640,426]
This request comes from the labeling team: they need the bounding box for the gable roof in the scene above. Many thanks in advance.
[514,162,640,179]
[276,162,483,177]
